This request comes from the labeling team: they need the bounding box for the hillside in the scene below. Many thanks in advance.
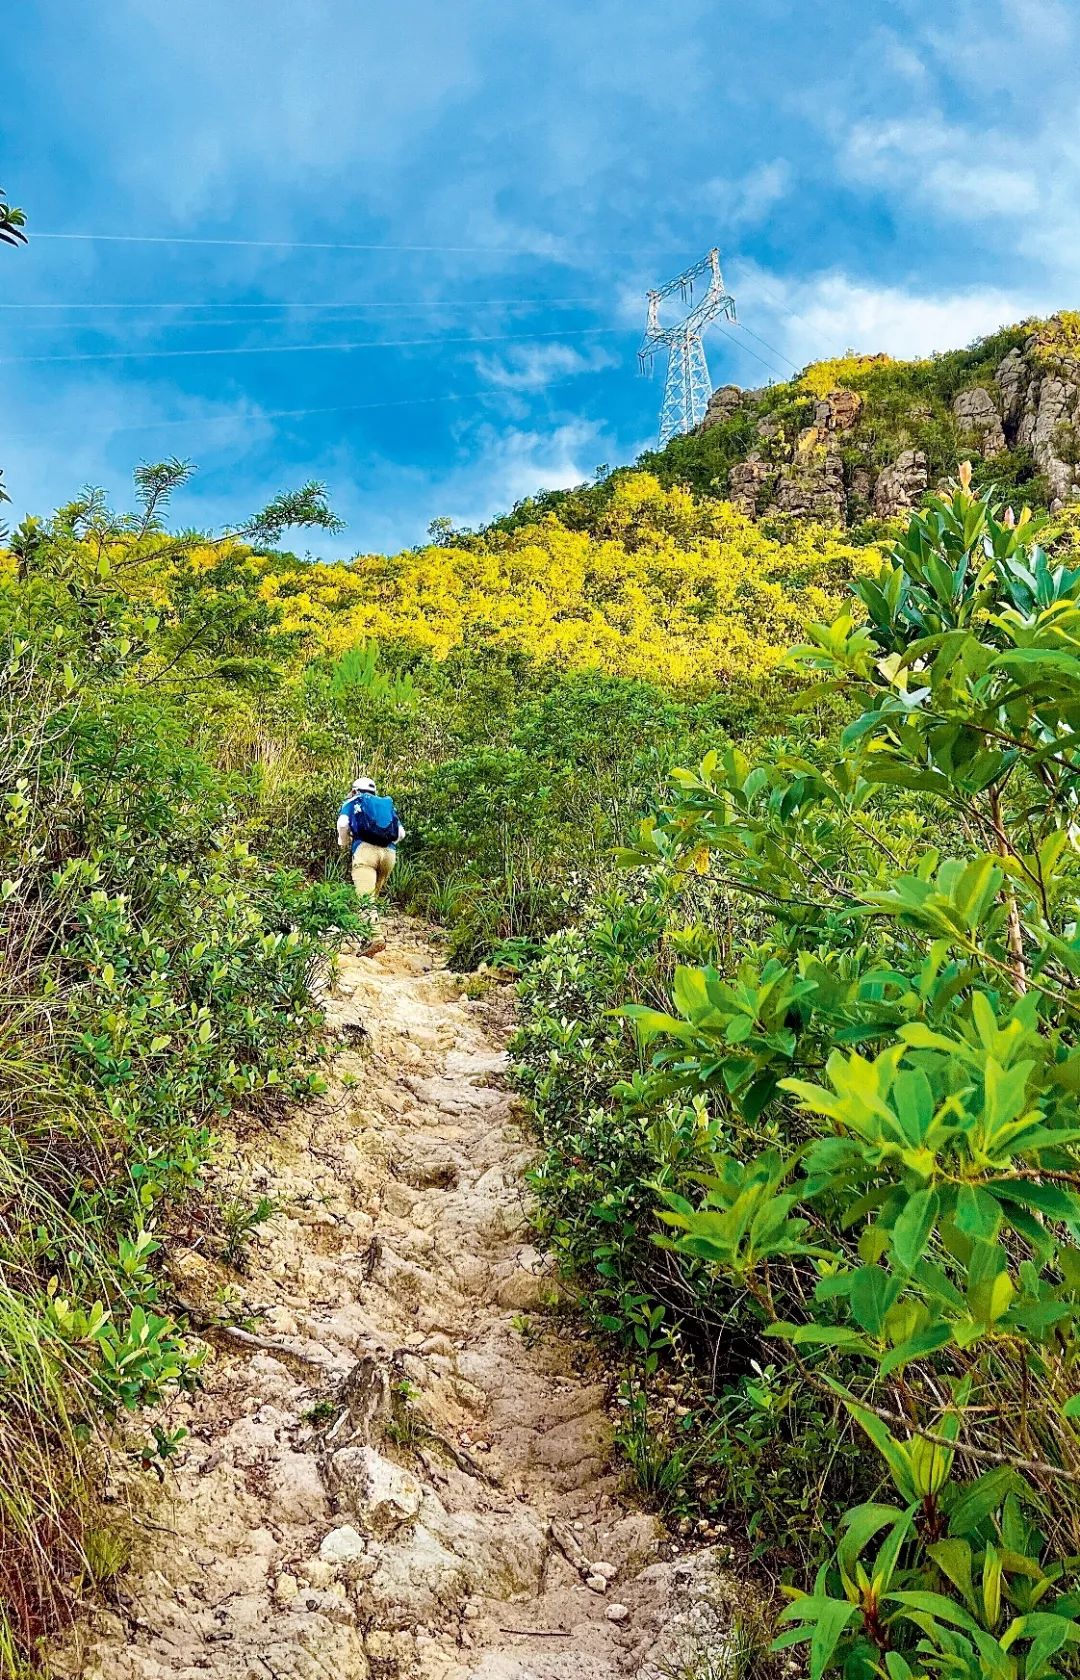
[493,311,1080,533]
[5,330,1080,1677]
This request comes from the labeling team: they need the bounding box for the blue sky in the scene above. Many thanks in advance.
[3,0,1078,555]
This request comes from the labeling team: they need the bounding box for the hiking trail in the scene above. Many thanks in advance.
[62,919,739,1680]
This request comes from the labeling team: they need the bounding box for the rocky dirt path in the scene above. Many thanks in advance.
[64,920,735,1680]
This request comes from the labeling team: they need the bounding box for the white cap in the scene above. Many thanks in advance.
[352,775,376,793]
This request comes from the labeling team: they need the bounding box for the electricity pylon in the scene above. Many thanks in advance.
[638,248,736,446]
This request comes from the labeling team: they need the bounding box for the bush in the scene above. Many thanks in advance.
[623,470,1080,1674]
[0,467,356,1667]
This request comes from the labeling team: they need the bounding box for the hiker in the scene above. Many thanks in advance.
[337,774,405,952]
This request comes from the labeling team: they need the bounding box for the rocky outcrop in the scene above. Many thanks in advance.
[702,322,1080,525]
[996,347,1031,436]
[873,449,929,518]
[773,436,847,522]
[698,383,744,431]
[727,455,775,516]
[953,386,1005,456]
[813,388,862,434]
[994,327,1080,506]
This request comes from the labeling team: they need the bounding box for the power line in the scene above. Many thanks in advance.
[1,323,626,367]
[732,319,799,373]
[740,273,834,362]
[0,295,597,312]
[6,375,593,445]
[31,229,682,259]
[715,322,791,383]
[5,304,603,335]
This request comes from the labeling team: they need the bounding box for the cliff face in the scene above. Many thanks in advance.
[677,314,1080,524]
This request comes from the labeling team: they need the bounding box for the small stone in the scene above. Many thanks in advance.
[585,1573,608,1593]
[606,1602,631,1623]
[590,1561,617,1582]
[272,1573,299,1606]
[318,1524,367,1565]
[462,1604,480,1621]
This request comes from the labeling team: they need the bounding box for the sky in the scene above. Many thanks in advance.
[3,0,1079,556]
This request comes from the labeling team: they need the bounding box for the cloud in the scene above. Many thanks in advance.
[843,117,1040,222]
[727,262,1047,375]
[472,339,619,392]
[829,1,1080,289]
[702,160,792,231]
[438,418,613,528]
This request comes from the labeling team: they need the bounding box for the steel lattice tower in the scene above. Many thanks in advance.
[638,248,736,446]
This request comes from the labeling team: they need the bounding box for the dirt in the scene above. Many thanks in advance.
[60,920,739,1679]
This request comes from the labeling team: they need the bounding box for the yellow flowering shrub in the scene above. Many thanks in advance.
[797,353,892,397]
[252,474,869,688]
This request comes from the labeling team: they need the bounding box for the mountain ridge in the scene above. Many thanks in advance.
[488,311,1080,537]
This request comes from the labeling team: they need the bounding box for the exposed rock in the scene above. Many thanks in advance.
[997,345,1031,436]
[329,1444,423,1536]
[849,465,873,511]
[606,1602,631,1623]
[698,383,744,431]
[726,455,774,515]
[813,388,863,433]
[994,322,1080,500]
[629,1548,737,1680]
[873,449,929,518]
[997,326,1080,507]
[953,386,1005,456]
[361,1520,468,1626]
[265,1449,332,1525]
[319,1524,368,1565]
[773,445,846,523]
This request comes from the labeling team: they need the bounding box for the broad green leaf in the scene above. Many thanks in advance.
[892,1187,940,1272]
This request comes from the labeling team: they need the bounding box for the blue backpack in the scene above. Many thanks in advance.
[349,791,399,848]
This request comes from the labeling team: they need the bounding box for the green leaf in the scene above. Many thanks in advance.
[850,1266,900,1336]
[884,1588,980,1631]
[892,1187,940,1272]
[947,1467,1021,1537]
[927,1537,976,1613]
[775,1596,858,1680]
[953,1185,1001,1241]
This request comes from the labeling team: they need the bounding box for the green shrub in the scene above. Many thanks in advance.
[0,467,352,1668]
[626,472,1080,1675]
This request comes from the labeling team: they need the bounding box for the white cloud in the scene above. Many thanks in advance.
[843,116,1040,222]
[726,262,1050,376]
[832,4,1080,288]
[472,339,619,392]
[439,418,612,528]
[702,160,792,231]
